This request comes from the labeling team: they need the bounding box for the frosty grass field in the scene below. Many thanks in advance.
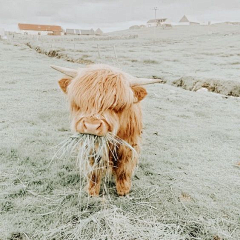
[0,24,240,239]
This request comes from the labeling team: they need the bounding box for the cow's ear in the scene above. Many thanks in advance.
[132,86,148,103]
[58,77,72,93]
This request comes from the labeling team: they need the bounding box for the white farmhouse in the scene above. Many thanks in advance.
[147,18,167,27]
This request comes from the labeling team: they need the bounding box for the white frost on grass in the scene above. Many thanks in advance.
[43,204,186,240]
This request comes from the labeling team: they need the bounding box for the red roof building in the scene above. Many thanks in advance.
[18,23,63,35]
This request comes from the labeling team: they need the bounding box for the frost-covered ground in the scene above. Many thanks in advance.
[16,24,240,95]
[0,24,240,239]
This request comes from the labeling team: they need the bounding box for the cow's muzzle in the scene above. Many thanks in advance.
[76,117,109,136]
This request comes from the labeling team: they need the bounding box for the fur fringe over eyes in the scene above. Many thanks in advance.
[68,68,135,115]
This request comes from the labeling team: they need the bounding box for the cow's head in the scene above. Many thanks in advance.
[52,64,161,137]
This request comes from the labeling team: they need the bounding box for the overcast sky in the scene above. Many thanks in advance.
[1,0,240,32]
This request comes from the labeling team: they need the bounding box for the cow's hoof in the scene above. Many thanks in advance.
[87,186,100,197]
[88,191,99,197]
[116,187,130,196]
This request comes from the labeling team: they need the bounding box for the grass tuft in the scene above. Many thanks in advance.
[53,133,136,175]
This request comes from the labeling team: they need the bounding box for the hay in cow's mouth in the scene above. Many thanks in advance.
[53,133,136,177]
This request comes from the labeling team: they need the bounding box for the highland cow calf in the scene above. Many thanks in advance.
[52,64,161,196]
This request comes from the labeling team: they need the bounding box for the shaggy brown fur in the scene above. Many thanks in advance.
[58,64,147,196]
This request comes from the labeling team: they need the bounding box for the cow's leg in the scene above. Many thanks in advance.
[86,156,103,196]
[115,147,138,196]
[87,170,102,196]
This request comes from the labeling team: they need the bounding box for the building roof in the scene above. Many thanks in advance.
[18,23,62,32]
[179,15,189,22]
[147,19,167,23]
[66,29,75,34]
[75,29,81,34]
[95,28,103,34]
[179,15,199,24]
[81,29,95,35]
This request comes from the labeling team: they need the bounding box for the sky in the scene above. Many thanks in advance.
[0,0,240,32]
